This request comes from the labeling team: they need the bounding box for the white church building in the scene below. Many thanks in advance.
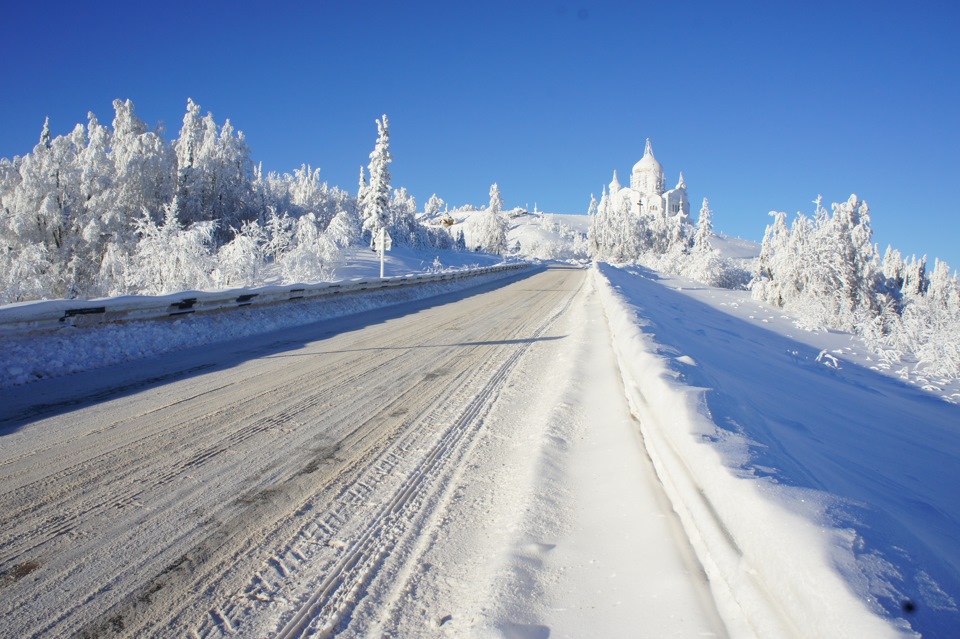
[609,139,690,223]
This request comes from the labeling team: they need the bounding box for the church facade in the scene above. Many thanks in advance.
[610,139,690,223]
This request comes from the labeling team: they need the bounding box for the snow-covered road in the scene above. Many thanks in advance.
[0,266,725,638]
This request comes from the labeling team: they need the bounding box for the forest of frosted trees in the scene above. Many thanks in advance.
[0,100,453,303]
[587,181,960,378]
[752,195,960,378]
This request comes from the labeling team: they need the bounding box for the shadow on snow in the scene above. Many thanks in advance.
[0,266,549,435]
[602,262,960,638]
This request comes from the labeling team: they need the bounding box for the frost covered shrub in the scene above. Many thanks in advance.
[683,248,750,289]
[869,258,960,377]
[213,221,266,288]
[0,244,54,304]
[639,244,748,290]
[279,214,342,284]
[129,205,215,295]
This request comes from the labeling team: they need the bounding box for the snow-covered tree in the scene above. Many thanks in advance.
[289,165,335,227]
[213,220,265,288]
[172,100,255,235]
[693,198,713,252]
[389,186,418,243]
[210,118,254,237]
[881,246,905,293]
[587,193,598,216]
[39,117,51,148]
[263,207,293,263]
[359,115,391,246]
[130,201,214,295]
[0,243,53,304]
[325,210,359,250]
[752,211,791,306]
[902,255,928,298]
[464,183,507,254]
[424,193,445,218]
[927,259,958,310]
[174,99,209,225]
[751,195,901,336]
[111,99,174,227]
[489,182,504,217]
[588,186,610,255]
[279,213,342,283]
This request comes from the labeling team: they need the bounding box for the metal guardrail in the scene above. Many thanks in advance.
[0,263,531,335]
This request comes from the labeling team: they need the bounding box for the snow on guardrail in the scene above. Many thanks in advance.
[591,263,905,639]
[0,263,530,335]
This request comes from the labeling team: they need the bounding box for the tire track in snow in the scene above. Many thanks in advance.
[271,271,582,639]
[176,296,575,638]
[0,310,469,576]
[0,292,488,639]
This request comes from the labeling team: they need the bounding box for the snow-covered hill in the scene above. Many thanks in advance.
[506,211,593,261]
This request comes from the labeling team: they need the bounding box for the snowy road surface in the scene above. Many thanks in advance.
[0,266,724,638]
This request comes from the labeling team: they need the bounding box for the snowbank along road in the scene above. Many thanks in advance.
[0,265,725,638]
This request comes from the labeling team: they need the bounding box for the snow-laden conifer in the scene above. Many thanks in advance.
[465,183,507,254]
[489,182,504,217]
[360,115,391,247]
[693,198,713,252]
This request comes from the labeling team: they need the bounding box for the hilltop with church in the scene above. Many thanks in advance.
[606,139,691,224]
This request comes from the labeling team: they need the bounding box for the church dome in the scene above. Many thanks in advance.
[632,138,663,176]
[630,138,665,196]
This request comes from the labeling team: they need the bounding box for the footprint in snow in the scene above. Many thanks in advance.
[520,542,557,555]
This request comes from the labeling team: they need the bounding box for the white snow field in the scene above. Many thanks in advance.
[0,219,957,638]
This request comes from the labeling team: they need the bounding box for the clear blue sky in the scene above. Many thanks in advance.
[2,1,958,266]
